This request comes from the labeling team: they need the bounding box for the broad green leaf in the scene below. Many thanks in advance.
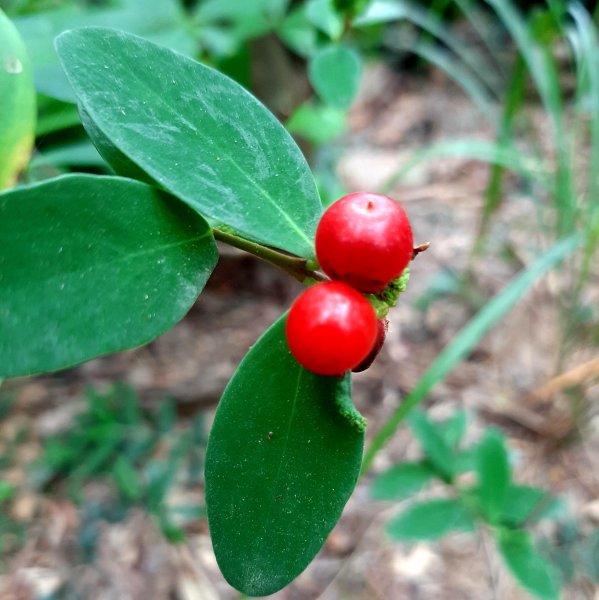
[56,28,321,258]
[308,44,362,109]
[0,9,35,189]
[0,174,217,377]
[307,0,344,40]
[205,316,364,596]
[476,429,510,523]
[387,498,474,541]
[408,411,455,481]
[371,461,435,501]
[497,529,560,600]
[14,0,196,103]
[287,101,347,144]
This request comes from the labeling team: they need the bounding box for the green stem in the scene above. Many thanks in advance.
[212,228,324,284]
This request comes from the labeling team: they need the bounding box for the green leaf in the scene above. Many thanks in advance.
[387,498,475,541]
[476,429,510,523]
[278,5,318,58]
[497,529,560,600]
[56,27,321,258]
[0,174,217,377]
[0,9,36,189]
[205,316,364,596]
[14,0,196,103]
[113,456,142,501]
[500,485,560,527]
[308,44,362,109]
[408,411,455,481]
[287,101,347,144]
[437,409,468,447]
[371,461,435,501]
[307,0,344,39]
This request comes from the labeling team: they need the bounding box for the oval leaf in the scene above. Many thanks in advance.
[387,498,475,541]
[308,44,362,109]
[476,429,510,523]
[371,461,435,501]
[498,529,560,600]
[0,9,36,189]
[0,174,217,377]
[55,27,322,258]
[205,316,364,596]
[408,411,455,481]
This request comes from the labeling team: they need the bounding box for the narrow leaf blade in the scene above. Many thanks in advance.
[205,316,364,596]
[0,175,217,377]
[55,27,322,257]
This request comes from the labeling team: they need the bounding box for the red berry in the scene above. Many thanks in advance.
[315,192,413,293]
[352,318,388,373]
[286,281,377,376]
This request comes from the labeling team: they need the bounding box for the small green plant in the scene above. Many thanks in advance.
[372,410,562,599]
[32,384,206,542]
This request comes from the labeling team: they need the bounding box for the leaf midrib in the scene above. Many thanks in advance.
[73,34,314,251]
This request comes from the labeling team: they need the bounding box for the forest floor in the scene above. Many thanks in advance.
[1,62,598,600]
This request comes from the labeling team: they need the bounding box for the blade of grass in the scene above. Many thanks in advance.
[569,3,599,275]
[485,0,574,236]
[401,0,503,97]
[361,234,581,474]
[473,53,527,254]
[453,0,507,79]
[387,37,499,126]
[379,139,547,195]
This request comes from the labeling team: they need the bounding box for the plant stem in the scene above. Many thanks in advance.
[212,228,324,284]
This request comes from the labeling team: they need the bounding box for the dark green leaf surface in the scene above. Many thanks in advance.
[0,9,36,189]
[371,461,435,501]
[498,529,560,600]
[0,175,217,377]
[56,27,322,257]
[387,498,475,541]
[309,44,362,109]
[205,316,364,596]
[476,429,510,523]
[408,411,455,480]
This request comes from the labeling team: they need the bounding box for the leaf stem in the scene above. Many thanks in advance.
[212,228,325,284]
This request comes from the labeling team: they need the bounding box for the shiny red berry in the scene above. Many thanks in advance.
[286,281,377,376]
[315,192,413,293]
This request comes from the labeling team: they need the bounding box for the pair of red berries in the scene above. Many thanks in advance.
[286,192,413,376]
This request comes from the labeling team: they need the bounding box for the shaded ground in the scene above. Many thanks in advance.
[1,63,598,599]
